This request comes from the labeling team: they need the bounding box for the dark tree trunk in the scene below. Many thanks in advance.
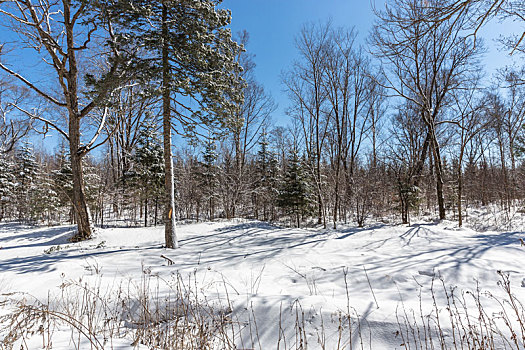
[154,196,158,226]
[144,197,148,227]
[431,133,446,220]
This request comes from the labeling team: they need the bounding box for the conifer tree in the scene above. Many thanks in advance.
[53,148,74,222]
[108,0,244,248]
[31,168,60,224]
[0,156,15,221]
[255,131,279,221]
[277,149,312,228]
[131,121,165,226]
[200,136,219,220]
[14,143,38,221]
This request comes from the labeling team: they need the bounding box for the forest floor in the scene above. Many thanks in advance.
[1,216,525,349]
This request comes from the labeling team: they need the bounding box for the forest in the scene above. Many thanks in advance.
[0,0,524,240]
[1,1,525,349]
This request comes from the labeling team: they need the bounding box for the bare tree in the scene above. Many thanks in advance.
[0,73,31,153]
[222,31,275,219]
[388,101,430,224]
[323,26,357,228]
[0,1,126,240]
[323,26,376,228]
[449,86,485,226]
[283,21,332,228]
[428,1,525,55]
[371,0,482,220]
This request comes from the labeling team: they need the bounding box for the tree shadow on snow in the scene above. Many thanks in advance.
[361,225,525,278]
[0,223,75,245]
[0,246,161,274]
[172,221,332,268]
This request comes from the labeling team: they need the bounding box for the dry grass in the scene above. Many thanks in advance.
[0,270,523,349]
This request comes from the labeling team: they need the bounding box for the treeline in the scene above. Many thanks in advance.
[1,0,525,236]
[1,87,524,230]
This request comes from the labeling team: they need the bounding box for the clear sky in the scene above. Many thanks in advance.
[221,0,522,126]
[1,1,522,153]
[221,0,385,126]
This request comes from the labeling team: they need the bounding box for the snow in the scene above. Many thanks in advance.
[1,218,525,349]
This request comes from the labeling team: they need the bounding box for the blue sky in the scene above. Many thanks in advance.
[222,0,385,126]
[1,1,523,154]
[222,0,521,127]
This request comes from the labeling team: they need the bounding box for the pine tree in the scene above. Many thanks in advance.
[53,148,74,222]
[31,168,61,224]
[0,156,15,221]
[14,142,38,221]
[277,149,312,228]
[131,121,165,226]
[255,131,279,221]
[108,0,244,248]
[200,136,219,220]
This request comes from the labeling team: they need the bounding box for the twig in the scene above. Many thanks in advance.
[363,265,379,309]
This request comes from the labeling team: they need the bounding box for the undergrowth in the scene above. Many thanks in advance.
[0,271,523,349]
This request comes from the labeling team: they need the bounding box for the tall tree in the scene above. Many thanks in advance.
[449,87,484,227]
[283,21,331,228]
[222,31,275,219]
[254,130,279,221]
[371,0,482,220]
[110,0,243,248]
[278,149,312,228]
[0,0,128,240]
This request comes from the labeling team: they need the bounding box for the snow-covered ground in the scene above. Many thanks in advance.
[1,218,525,349]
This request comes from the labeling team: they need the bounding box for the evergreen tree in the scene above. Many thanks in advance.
[31,168,61,224]
[108,0,244,248]
[14,142,38,221]
[130,121,165,226]
[53,150,73,207]
[277,149,312,228]
[255,131,279,221]
[200,136,219,220]
[0,156,15,221]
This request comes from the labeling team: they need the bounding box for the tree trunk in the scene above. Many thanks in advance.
[162,3,178,249]
[144,197,148,227]
[430,132,446,220]
[458,170,463,227]
[154,197,158,226]
[70,139,92,241]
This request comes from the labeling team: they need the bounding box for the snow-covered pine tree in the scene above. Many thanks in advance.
[53,148,74,223]
[131,121,165,227]
[14,142,38,222]
[82,157,103,225]
[108,0,244,248]
[200,136,219,220]
[255,130,279,221]
[31,164,61,225]
[0,155,15,221]
[277,149,312,228]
